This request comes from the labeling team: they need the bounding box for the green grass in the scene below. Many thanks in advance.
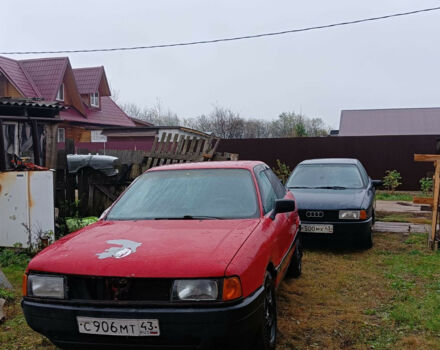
[380,235,440,335]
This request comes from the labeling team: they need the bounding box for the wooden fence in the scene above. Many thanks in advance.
[56,134,238,217]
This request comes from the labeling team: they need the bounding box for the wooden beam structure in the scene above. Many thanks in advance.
[413,197,434,205]
[414,153,440,250]
[0,119,6,171]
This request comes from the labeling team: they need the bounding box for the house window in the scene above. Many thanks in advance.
[57,128,65,143]
[90,92,99,107]
[56,84,64,101]
[91,130,107,142]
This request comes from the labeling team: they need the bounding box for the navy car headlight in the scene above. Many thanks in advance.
[172,279,219,301]
[27,274,66,299]
[339,210,367,220]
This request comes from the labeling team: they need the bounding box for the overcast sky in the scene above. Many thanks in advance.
[2,0,440,129]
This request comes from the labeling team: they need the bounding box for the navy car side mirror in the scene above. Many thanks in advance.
[270,199,296,220]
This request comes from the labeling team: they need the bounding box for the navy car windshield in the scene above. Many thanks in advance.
[106,169,259,220]
[287,164,365,189]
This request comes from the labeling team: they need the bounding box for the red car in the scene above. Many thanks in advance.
[22,161,301,349]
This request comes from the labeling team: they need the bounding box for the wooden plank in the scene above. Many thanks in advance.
[163,133,172,156]
[204,138,220,159]
[188,137,197,155]
[145,156,154,170]
[152,157,160,168]
[175,135,185,155]
[150,136,159,153]
[181,136,191,155]
[414,154,440,162]
[194,138,204,156]
[413,197,434,205]
[88,184,94,215]
[431,162,440,249]
[171,134,179,154]
[31,119,41,165]
[155,133,167,155]
[0,119,6,171]
[94,184,117,201]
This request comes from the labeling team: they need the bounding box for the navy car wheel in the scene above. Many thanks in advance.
[286,238,302,278]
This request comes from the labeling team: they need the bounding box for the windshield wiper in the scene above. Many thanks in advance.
[154,215,223,220]
[314,186,347,190]
[288,186,314,189]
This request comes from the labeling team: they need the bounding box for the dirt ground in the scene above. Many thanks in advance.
[1,232,440,350]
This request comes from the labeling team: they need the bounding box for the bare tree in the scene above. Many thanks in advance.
[120,98,329,138]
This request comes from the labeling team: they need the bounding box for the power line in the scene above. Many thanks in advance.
[2,6,440,55]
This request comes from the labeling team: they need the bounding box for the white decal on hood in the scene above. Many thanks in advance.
[97,239,142,259]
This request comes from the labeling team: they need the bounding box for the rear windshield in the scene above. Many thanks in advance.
[107,169,259,220]
[286,164,365,189]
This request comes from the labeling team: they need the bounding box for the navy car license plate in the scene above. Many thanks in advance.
[301,224,333,234]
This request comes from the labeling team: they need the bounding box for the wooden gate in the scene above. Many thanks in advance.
[56,133,238,217]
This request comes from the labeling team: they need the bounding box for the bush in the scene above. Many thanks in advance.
[383,170,402,192]
[0,248,31,268]
[0,288,14,301]
[420,177,433,196]
[65,216,98,233]
[272,159,291,185]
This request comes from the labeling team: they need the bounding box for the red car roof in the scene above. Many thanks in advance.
[148,160,264,172]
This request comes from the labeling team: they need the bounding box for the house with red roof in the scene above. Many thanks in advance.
[0,55,135,148]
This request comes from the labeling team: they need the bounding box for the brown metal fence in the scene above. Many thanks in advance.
[217,135,439,190]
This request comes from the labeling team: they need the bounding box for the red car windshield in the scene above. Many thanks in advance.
[106,169,260,220]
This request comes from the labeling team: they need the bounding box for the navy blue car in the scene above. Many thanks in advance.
[286,158,381,249]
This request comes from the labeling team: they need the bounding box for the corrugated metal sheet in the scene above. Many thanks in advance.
[339,108,440,136]
[0,97,65,109]
[217,135,439,191]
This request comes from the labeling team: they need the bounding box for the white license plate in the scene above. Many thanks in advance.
[77,317,160,336]
[301,224,333,234]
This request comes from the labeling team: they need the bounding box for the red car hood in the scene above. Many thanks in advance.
[28,219,260,278]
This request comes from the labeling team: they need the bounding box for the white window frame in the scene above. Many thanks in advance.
[90,92,99,107]
[56,84,64,101]
[91,130,107,142]
[57,128,65,143]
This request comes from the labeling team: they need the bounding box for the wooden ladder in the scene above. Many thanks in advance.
[414,154,440,250]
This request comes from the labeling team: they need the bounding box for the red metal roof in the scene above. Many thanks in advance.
[0,55,133,127]
[0,56,40,97]
[61,96,135,127]
[73,67,103,94]
[19,57,68,100]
